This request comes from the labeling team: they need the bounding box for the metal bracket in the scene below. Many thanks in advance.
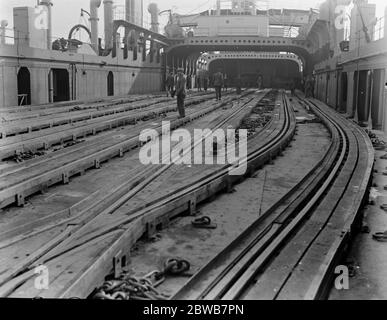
[113,251,124,279]
[189,197,197,216]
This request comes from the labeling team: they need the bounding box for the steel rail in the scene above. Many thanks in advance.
[0,93,230,179]
[171,93,302,300]
[0,92,255,244]
[0,90,264,297]
[221,96,349,300]
[46,90,294,299]
[1,96,171,137]
[1,91,211,124]
[0,93,167,122]
[0,92,231,176]
[171,95,372,301]
[0,92,246,210]
[0,92,168,115]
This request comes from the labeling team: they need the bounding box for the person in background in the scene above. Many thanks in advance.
[257,75,263,90]
[175,68,186,118]
[305,75,314,98]
[223,73,228,92]
[311,76,316,98]
[166,72,175,97]
[186,73,192,90]
[197,72,202,92]
[213,69,224,101]
[291,78,296,96]
[235,76,242,95]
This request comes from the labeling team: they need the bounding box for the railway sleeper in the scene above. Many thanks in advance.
[136,139,295,286]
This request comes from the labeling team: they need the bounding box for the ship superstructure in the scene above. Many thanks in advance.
[0,0,166,108]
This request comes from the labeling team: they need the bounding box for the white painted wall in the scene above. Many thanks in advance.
[0,43,163,108]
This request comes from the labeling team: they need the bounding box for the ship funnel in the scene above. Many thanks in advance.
[90,0,101,53]
[103,0,113,50]
[148,3,159,33]
[40,0,53,49]
[125,0,143,26]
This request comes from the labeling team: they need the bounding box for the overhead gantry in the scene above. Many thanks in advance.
[201,52,304,73]
[165,35,318,75]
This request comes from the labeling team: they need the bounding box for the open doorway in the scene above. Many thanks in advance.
[357,70,371,125]
[17,67,31,105]
[51,68,70,102]
[107,71,114,96]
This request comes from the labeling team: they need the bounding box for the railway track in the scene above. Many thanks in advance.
[0,89,293,298]
[1,91,370,300]
[0,91,241,209]
[0,92,218,160]
[0,91,255,243]
[171,95,374,300]
[1,95,171,137]
[0,93,167,122]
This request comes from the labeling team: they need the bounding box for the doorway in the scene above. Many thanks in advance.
[107,71,114,96]
[340,72,348,112]
[17,67,31,105]
[51,68,70,102]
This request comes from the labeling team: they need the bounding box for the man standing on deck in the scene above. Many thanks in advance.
[213,69,224,101]
[291,78,296,96]
[166,72,175,97]
[203,71,209,92]
[223,73,228,92]
[176,68,186,118]
[197,70,203,92]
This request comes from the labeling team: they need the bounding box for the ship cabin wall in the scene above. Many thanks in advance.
[313,36,387,132]
[0,43,163,108]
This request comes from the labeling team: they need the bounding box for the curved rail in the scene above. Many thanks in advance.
[171,95,373,300]
[0,92,236,209]
[0,90,259,296]
[0,90,295,298]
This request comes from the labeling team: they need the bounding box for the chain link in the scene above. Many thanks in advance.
[92,258,191,300]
